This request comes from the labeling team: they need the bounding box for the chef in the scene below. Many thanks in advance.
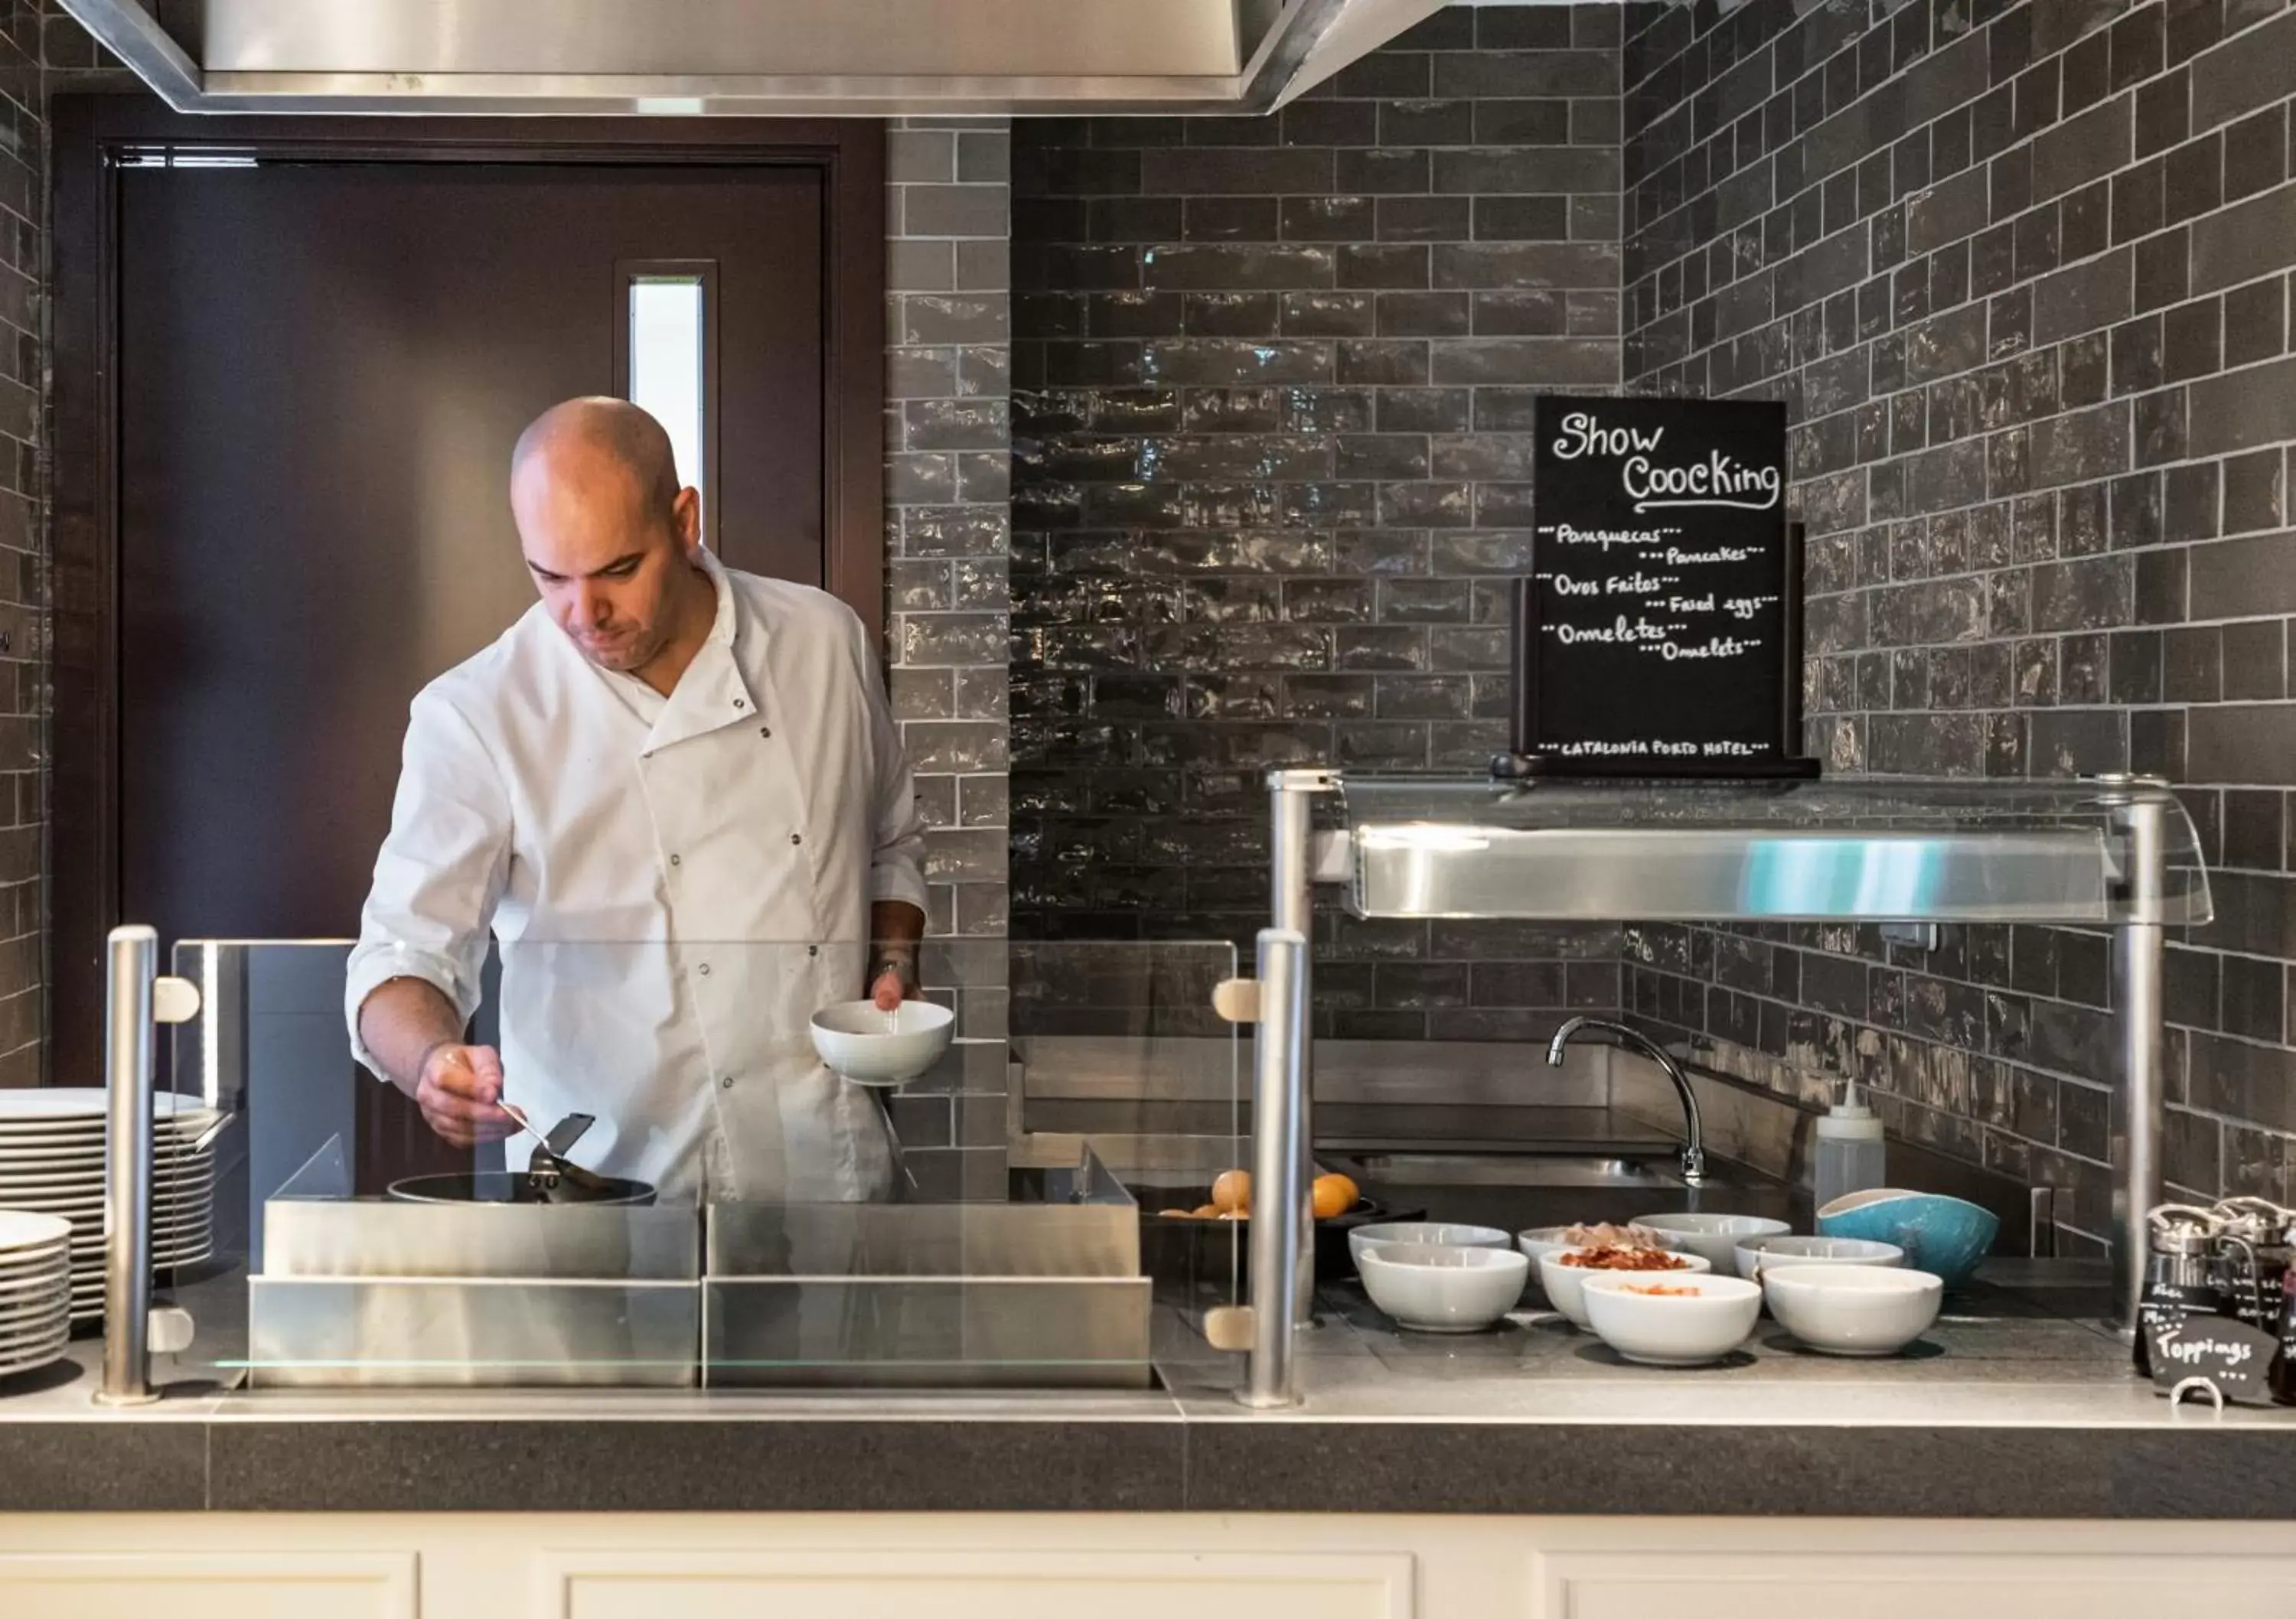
[344,396,929,1203]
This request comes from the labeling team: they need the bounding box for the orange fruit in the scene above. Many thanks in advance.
[1211,1168,1252,1214]
[1311,1174,1358,1219]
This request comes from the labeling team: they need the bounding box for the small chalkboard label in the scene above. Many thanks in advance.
[1501,396,1818,780]
[2147,1316,2279,1406]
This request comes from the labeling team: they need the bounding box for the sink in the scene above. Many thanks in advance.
[1323,1152,1685,1189]
[1319,1151,1792,1239]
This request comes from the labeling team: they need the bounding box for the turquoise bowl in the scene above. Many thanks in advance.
[1815,1189,1998,1286]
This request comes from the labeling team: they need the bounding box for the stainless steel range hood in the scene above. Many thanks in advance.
[61,0,1450,116]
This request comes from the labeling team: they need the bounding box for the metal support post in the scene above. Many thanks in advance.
[2105,777,2169,1340]
[1239,925,1309,1409]
[1238,769,1336,1408]
[1267,769,1327,1326]
[97,924,160,1407]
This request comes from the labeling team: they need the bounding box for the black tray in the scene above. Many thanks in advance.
[1137,1193,1428,1291]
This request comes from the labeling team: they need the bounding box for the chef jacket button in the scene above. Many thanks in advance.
[733,697,747,710]
[698,963,712,976]
[669,853,681,867]
[807,945,819,956]
[789,832,803,845]
[719,1075,735,1090]
[758,725,772,738]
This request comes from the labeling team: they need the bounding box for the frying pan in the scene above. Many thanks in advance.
[386,1111,655,1206]
[384,1169,655,1206]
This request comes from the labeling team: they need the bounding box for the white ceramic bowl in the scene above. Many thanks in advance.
[1628,1211,1791,1272]
[1517,1223,1688,1266]
[1516,1225,1686,1298]
[1536,1247,1711,1327]
[1357,1242,1529,1333]
[1763,1264,1942,1356]
[1733,1233,1904,1281]
[808,999,956,1086]
[1581,1270,1762,1366]
[1347,1221,1511,1272]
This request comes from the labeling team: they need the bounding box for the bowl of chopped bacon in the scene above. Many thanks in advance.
[1517,1220,1688,1295]
[1535,1230,1711,1327]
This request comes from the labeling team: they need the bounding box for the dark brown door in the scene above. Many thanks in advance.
[51,106,885,1092]
[119,162,821,946]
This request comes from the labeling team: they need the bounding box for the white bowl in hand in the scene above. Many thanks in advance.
[1763,1263,1942,1356]
[1357,1242,1528,1333]
[1581,1270,1761,1366]
[809,999,955,1086]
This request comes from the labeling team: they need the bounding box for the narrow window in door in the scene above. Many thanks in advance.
[615,260,719,545]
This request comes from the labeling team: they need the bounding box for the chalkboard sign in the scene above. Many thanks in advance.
[2146,1316,2279,1406]
[1499,396,1818,780]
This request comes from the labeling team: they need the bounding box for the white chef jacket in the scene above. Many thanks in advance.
[344,549,929,1203]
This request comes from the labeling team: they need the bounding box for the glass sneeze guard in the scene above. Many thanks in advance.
[1329,775,2212,926]
[155,937,1244,1393]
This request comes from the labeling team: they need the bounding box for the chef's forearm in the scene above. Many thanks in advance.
[870,899,925,973]
[357,976,471,1096]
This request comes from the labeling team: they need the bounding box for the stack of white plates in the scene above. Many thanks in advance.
[0,1089,220,1323]
[0,1209,71,1376]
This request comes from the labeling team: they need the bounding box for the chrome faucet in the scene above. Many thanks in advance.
[1548,1016,1707,1186]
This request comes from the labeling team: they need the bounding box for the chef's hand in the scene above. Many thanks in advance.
[414,1042,516,1148]
[869,968,918,1012]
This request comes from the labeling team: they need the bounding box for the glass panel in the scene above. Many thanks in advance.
[625,275,705,523]
[158,938,1244,1397]
[1328,774,2212,926]
[1009,940,1251,1393]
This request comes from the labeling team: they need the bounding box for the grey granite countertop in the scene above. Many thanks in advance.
[2,1264,2291,1518]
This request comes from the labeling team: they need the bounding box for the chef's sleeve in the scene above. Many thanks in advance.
[859,622,931,920]
[343,689,514,1077]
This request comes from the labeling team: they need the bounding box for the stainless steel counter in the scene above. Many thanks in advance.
[2,1265,2291,1518]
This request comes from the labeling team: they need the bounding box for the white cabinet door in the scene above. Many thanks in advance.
[1537,1549,2296,1619]
[0,1552,416,1619]
[541,1549,1415,1619]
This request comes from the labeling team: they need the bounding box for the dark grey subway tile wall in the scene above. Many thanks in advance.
[0,2,120,1088]
[1010,7,1625,1038]
[1621,0,2296,1247]
[887,116,1013,952]
[887,116,1018,1196]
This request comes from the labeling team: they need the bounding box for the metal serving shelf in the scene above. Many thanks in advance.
[1234,769,2211,1410]
[1324,776,2211,926]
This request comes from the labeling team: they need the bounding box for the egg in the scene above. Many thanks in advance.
[1211,1168,1251,1214]
[1310,1173,1358,1220]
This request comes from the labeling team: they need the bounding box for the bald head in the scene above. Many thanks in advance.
[510,397,709,683]
[512,396,680,518]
